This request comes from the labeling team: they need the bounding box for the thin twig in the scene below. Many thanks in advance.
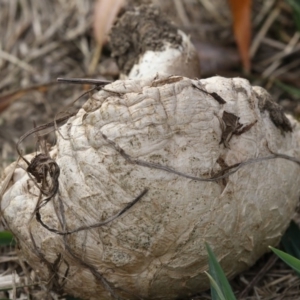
[57,77,111,86]
[36,188,148,235]
[239,254,278,299]
[250,7,280,58]
[101,132,300,183]
[16,114,75,165]
[0,49,36,73]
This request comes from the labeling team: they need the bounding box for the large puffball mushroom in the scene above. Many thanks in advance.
[1,75,300,300]
[109,5,201,79]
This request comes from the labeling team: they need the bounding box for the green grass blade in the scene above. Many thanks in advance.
[269,246,300,274]
[204,271,226,300]
[281,221,300,259]
[286,0,300,31]
[205,243,237,300]
[0,231,15,246]
[275,80,300,99]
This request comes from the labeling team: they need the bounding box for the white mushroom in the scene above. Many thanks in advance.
[1,75,300,300]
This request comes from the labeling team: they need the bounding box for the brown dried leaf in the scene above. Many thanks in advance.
[220,111,241,147]
[89,0,125,74]
[228,0,252,72]
[220,111,257,147]
[93,0,125,46]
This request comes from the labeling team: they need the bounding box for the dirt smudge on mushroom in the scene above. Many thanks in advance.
[255,87,292,133]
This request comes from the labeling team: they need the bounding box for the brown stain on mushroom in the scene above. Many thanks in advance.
[215,157,229,192]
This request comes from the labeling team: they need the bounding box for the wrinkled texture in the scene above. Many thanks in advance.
[1,76,300,300]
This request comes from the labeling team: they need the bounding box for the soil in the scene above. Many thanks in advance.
[109,4,183,74]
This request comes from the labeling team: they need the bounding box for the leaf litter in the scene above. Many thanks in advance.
[1,0,300,299]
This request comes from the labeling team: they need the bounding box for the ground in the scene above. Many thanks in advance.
[0,0,300,299]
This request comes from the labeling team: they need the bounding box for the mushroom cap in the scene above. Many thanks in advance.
[1,76,300,300]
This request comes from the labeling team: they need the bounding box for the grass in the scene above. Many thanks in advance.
[205,243,237,300]
[0,231,14,247]
[205,221,300,299]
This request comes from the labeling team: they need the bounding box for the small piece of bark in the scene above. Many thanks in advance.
[219,111,256,147]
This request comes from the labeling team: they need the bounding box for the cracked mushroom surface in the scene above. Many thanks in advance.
[1,75,300,300]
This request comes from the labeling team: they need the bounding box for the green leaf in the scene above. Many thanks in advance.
[204,271,226,300]
[281,221,300,259]
[205,243,237,300]
[269,246,300,274]
[0,231,15,246]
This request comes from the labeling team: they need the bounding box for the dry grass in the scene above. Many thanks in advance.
[0,0,300,299]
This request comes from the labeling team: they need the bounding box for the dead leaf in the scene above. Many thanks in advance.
[220,111,256,147]
[228,0,252,73]
[89,0,125,74]
[93,0,125,46]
